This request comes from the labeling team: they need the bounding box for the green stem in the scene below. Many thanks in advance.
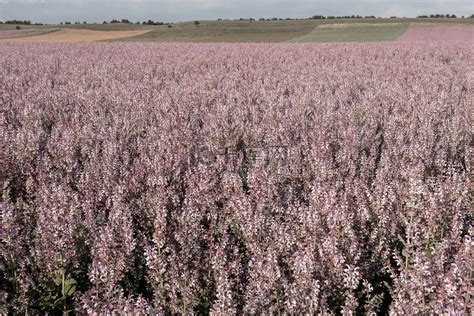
[13,269,17,296]
[61,269,67,316]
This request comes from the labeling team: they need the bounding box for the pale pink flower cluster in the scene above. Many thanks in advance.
[397,24,474,42]
[0,40,472,314]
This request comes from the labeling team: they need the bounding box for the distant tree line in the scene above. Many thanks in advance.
[416,14,460,18]
[215,16,380,22]
[213,14,474,22]
[59,21,87,25]
[310,15,370,19]
[55,19,172,26]
[310,14,474,19]
[311,14,473,20]
[1,20,32,25]
[98,19,169,25]
[0,20,44,25]
[229,15,396,21]
[142,20,167,25]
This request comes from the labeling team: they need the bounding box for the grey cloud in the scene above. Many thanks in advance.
[0,0,472,23]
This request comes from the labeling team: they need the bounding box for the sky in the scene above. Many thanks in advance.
[0,0,472,23]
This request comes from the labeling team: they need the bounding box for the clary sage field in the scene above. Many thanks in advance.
[0,39,472,314]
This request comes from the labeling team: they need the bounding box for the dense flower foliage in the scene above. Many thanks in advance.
[0,40,472,314]
[396,24,474,42]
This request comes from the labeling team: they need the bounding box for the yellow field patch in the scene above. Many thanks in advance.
[2,28,151,42]
[317,23,404,29]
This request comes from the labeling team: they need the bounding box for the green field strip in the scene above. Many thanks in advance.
[289,23,409,42]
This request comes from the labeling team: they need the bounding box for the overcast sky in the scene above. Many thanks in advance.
[0,0,472,23]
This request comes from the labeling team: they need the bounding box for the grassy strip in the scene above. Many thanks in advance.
[0,28,59,40]
[290,23,409,42]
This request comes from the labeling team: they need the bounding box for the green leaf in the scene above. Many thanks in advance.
[397,234,406,246]
[64,278,77,296]
[53,296,65,306]
[54,268,66,286]
[53,275,62,286]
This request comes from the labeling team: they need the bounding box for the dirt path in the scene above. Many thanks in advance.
[1,28,152,42]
